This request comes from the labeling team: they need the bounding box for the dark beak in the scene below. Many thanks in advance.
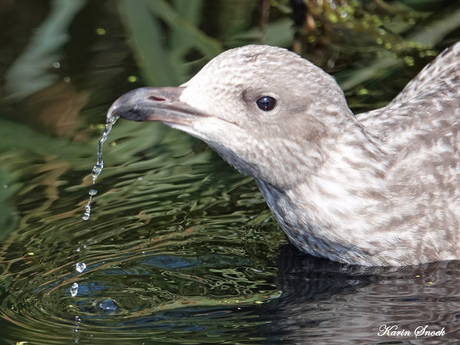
[108,87,208,126]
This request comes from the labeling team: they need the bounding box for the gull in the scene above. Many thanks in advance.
[108,43,460,266]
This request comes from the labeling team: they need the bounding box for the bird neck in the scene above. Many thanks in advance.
[254,115,389,264]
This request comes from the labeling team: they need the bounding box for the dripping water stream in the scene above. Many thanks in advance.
[72,115,118,304]
[82,115,119,221]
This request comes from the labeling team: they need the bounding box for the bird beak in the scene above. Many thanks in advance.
[107,87,208,126]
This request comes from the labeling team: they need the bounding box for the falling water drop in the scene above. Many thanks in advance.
[76,262,86,273]
[72,315,82,343]
[82,115,118,220]
[70,283,79,297]
[91,164,103,184]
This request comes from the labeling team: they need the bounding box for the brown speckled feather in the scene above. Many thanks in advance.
[111,42,460,266]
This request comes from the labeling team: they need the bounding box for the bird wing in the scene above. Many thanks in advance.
[390,41,460,106]
[356,41,460,143]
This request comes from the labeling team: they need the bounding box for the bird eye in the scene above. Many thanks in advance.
[256,96,277,111]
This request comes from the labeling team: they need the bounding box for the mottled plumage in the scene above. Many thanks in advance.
[109,42,460,266]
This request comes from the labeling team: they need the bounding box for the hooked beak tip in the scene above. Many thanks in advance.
[106,86,207,125]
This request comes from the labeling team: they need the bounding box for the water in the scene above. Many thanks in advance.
[80,112,118,301]
[76,262,86,273]
[91,116,119,185]
[0,129,283,342]
[81,189,96,221]
[82,116,119,221]
[70,283,79,298]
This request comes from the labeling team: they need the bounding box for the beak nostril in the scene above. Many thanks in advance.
[149,96,166,101]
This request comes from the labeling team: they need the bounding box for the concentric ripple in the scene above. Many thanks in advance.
[0,131,284,344]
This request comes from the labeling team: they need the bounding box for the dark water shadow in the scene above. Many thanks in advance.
[256,244,460,344]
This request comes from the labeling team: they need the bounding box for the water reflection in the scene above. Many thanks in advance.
[0,128,283,344]
[3,221,460,344]
[261,246,460,344]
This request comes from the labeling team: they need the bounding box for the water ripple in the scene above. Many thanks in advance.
[0,148,282,344]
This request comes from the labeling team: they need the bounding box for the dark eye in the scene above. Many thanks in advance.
[256,96,277,111]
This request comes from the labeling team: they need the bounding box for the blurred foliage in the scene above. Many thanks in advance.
[3,0,87,102]
[119,0,222,86]
[287,0,460,110]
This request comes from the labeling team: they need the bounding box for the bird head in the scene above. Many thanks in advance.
[109,45,352,189]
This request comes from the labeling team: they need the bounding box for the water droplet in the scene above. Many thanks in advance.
[73,315,82,342]
[82,115,118,220]
[76,262,86,273]
[70,283,79,297]
[53,62,60,68]
[3,184,8,189]
[91,164,103,184]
